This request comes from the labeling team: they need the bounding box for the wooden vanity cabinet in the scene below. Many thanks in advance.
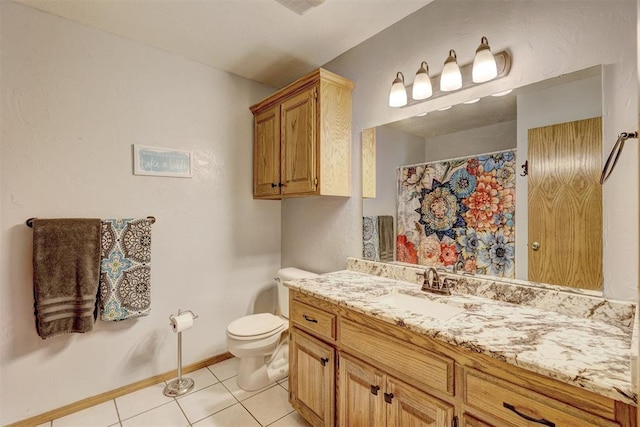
[462,368,621,427]
[289,296,337,427]
[460,414,499,427]
[290,328,335,427]
[288,291,637,427]
[339,353,455,427]
[250,68,353,199]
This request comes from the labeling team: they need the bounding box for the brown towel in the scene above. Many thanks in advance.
[32,218,102,339]
[378,216,394,263]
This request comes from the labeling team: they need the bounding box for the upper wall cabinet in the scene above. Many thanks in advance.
[250,68,354,199]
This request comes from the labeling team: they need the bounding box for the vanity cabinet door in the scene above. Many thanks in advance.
[338,353,385,427]
[385,376,455,427]
[461,414,498,427]
[290,327,335,427]
[338,352,454,427]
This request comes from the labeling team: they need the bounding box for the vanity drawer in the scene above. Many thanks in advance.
[338,318,454,395]
[462,369,620,427]
[290,300,336,341]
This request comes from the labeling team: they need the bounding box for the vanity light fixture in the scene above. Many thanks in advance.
[387,37,511,108]
[472,36,498,83]
[437,105,452,111]
[416,112,428,117]
[463,98,481,104]
[491,89,513,97]
[388,72,408,107]
[440,50,463,91]
[412,61,433,100]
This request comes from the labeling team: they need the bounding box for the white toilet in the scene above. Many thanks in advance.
[226,267,318,391]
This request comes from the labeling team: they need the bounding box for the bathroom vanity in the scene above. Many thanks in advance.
[285,259,637,427]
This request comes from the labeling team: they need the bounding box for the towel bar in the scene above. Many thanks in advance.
[26,216,156,227]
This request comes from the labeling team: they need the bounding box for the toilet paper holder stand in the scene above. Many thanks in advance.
[164,309,199,397]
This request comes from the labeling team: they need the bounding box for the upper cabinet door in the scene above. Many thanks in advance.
[281,86,317,195]
[253,105,281,198]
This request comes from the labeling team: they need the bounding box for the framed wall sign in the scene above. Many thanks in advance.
[133,144,192,178]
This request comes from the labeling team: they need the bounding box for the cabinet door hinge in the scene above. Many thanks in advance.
[313,87,318,99]
[314,178,318,186]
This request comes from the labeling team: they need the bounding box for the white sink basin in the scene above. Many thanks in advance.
[373,292,464,322]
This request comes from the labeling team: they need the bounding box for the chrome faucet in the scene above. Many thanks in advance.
[416,267,455,295]
[453,260,465,274]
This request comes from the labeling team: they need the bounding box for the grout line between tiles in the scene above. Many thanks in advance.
[218,376,265,426]
[183,401,237,426]
[119,399,176,423]
[263,408,296,427]
[175,382,236,426]
[113,397,122,423]
[237,400,265,427]
[219,377,287,427]
[173,395,192,427]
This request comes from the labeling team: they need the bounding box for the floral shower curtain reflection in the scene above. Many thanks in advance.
[396,149,516,277]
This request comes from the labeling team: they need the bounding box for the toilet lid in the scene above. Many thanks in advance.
[227,313,285,338]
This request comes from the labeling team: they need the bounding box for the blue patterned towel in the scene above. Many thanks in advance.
[362,216,380,261]
[98,218,152,321]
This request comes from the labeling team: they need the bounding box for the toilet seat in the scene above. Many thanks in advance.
[226,313,286,341]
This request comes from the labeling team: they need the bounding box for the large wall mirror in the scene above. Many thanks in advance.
[362,66,605,292]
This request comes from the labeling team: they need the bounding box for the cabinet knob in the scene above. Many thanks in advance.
[320,357,329,366]
[531,241,541,251]
[271,183,278,188]
[383,392,394,404]
[370,385,380,395]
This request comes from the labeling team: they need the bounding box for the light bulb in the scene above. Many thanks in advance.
[389,72,407,107]
[472,36,498,83]
[440,50,462,92]
[412,61,432,100]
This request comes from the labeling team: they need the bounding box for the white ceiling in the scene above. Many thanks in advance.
[14,0,434,88]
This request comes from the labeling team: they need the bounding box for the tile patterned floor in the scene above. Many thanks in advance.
[37,358,310,427]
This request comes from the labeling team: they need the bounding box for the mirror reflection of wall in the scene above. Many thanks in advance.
[363,126,425,262]
[362,67,603,292]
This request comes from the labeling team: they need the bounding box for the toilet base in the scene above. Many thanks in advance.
[236,340,289,391]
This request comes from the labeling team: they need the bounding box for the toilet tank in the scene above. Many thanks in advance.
[277,267,318,319]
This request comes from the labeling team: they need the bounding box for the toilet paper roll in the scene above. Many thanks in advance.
[171,313,194,333]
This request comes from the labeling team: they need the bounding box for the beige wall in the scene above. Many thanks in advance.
[284,0,638,301]
[0,2,280,423]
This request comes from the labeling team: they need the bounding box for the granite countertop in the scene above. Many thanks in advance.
[284,270,637,406]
